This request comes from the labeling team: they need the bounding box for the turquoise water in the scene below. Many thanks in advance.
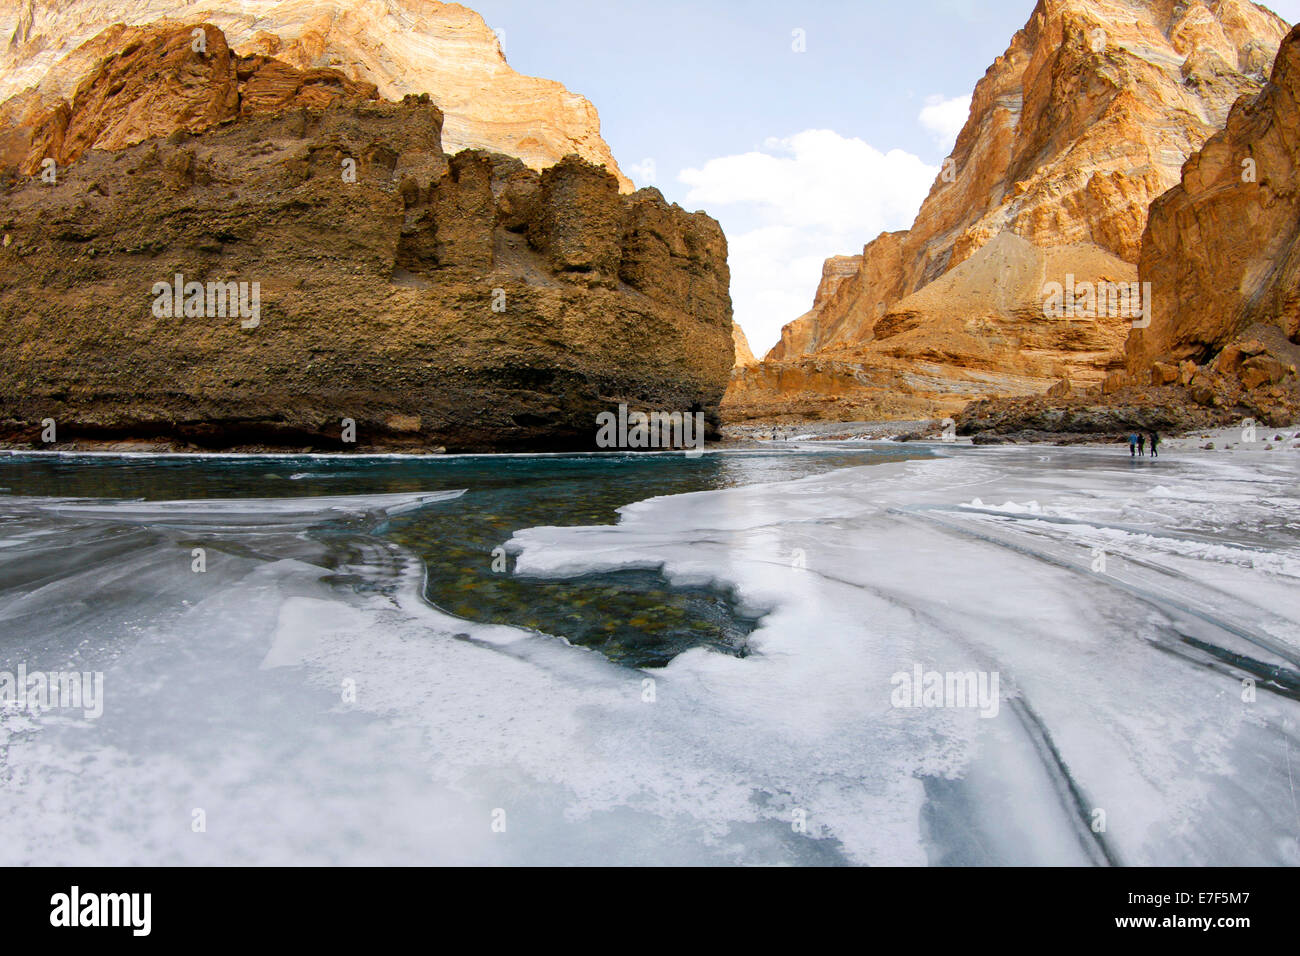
[0,446,925,667]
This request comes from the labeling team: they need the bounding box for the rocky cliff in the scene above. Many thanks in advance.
[1124,22,1300,424]
[958,23,1300,440]
[0,21,381,173]
[0,0,632,189]
[733,0,1289,423]
[0,22,732,452]
[732,322,757,368]
[767,251,877,360]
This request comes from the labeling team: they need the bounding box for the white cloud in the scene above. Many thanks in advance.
[678,129,935,357]
[625,157,657,185]
[918,94,971,152]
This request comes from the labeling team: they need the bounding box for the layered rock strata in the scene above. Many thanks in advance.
[1125,22,1300,425]
[0,24,732,451]
[730,0,1289,423]
[0,0,632,188]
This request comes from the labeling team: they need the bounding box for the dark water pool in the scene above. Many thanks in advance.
[0,446,925,667]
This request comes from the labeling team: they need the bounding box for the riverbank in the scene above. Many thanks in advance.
[724,416,1300,453]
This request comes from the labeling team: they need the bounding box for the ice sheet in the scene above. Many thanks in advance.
[0,446,1297,865]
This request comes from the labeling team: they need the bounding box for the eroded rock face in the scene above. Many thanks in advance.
[1127,24,1300,424]
[1,23,379,174]
[954,388,1235,441]
[0,0,632,189]
[731,0,1289,422]
[729,233,1141,421]
[767,251,878,362]
[0,28,732,452]
[731,323,756,368]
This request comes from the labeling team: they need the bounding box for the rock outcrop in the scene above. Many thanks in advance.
[732,322,757,368]
[731,231,1145,422]
[0,0,632,189]
[0,22,380,174]
[955,388,1234,442]
[766,252,875,361]
[0,24,732,452]
[1126,22,1300,425]
[729,0,1289,422]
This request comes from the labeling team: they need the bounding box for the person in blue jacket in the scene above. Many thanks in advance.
[1128,432,1138,457]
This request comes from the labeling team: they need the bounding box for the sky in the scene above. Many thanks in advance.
[469,0,1300,356]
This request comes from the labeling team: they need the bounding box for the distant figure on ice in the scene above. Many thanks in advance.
[1129,433,1138,457]
[1148,431,1160,458]
[1137,433,1146,456]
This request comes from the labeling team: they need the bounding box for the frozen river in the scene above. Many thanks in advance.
[1,442,1297,865]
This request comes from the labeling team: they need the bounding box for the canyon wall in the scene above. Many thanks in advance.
[0,23,732,451]
[732,0,1289,423]
[0,0,632,189]
[732,323,757,368]
[1125,22,1300,424]
[960,22,1300,440]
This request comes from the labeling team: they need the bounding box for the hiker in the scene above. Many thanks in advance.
[1149,431,1159,458]
[1128,433,1138,457]
[1137,433,1146,456]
